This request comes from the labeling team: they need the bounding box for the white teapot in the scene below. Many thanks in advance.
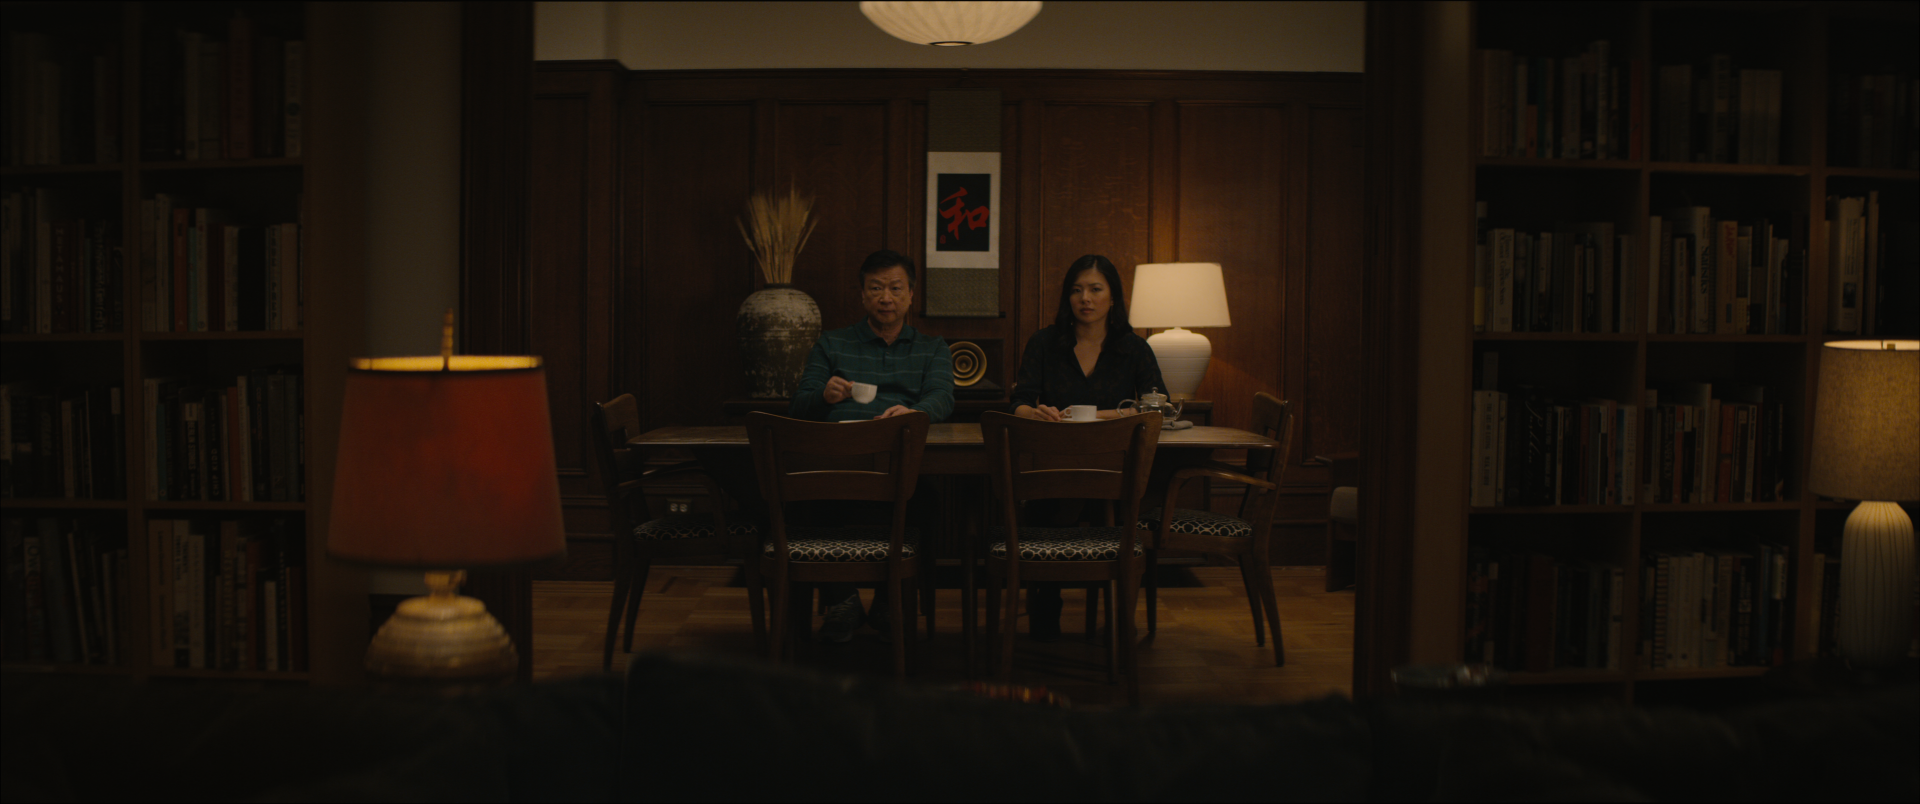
[1116,387,1182,423]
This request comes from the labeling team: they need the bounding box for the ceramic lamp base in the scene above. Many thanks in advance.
[1837,501,1916,668]
[1146,327,1211,401]
[365,571,518,682]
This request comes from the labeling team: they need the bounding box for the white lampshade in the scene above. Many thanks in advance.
[1129,263,1232,328]
[1809,339,1919,668]
[859,2,1042,47]
[1130,263,1231,401]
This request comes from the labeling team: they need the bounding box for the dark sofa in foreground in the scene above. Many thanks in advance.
[4,652,1915,802]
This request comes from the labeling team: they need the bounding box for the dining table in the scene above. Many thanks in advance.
[627,421,1284,673]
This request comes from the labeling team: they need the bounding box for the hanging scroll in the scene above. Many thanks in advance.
[924,89,1002,318]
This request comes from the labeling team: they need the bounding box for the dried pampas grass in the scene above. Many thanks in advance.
[737,186,817,286]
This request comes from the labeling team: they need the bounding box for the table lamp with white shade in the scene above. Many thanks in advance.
[1808,339,1919,668]
[1129,262,1231,401]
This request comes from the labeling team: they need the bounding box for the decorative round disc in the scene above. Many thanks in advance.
[950,341,986,387]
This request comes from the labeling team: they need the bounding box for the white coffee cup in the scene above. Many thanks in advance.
[850,382,878,404]
[1065,404,1098,422]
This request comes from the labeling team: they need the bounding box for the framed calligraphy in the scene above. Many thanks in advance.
[924,151,1001,316]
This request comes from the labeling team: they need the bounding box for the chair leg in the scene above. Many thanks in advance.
[1000,577,1020,683]
[962,540,978,678]
[1119,574,1141,706]
[744,558,768,658]
[1084,586,1099,639]
[1105,580,1120,685]
[601,542,632,671]
[1144,549,1159,636]
[983,567,999,667]
[622,558,653,655]
[1236,555,1267,647]
[769,568,790,665]
[1254,556,1285,667]
[889,573,908,681]
[922,562,936,639]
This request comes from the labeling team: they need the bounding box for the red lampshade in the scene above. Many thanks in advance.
[328,356,568,568]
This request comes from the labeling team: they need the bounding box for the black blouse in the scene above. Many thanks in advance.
[1009,325,1168,413]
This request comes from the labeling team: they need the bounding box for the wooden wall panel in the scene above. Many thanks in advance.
[1302,104,1366,466]
[532,65,624,555]
[638,103,756,429]
[777,102,891,333]
[529,94,593,481]
[1176,104,1289,432]
[1034,103,1154,335]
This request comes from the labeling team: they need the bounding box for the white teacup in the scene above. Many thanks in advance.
[850,382,878,404]
[1064,404,1098,422]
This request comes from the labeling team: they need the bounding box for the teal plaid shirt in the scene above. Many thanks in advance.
[789,319,954,422]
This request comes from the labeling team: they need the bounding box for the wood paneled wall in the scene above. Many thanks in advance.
[522,66,1364,566]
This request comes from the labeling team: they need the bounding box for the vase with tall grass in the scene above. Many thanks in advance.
[735,187,822,398]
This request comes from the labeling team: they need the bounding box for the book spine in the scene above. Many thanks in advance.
[150,519,172,667]
[171,519,189,667]
[227,15,252,160]
[40,518,76,663]
[23,532,49,661]
[171,206,189,332]
[283,42,303,159]
[187,527,205,669]
[1491,228,1514,332]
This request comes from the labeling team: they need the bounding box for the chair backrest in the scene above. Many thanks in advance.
[591,394,651,535]
[980,411,1162,557]
[745,412,929,553]
[1237,392,1297,522]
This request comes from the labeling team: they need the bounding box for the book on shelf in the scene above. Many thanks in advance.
[1471,377,1634,508]
[1829,72,1919,169]
[1479,42,1639,161]
[1826,195,1866,335]
[2,516,124,665]
[1471,549,1622,673]
[146,516,303,671]
[1,188,124,335]
[1475,208,1635,335]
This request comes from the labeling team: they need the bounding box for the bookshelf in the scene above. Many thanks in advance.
[2,2,363,684]
[1459,1,1917,704]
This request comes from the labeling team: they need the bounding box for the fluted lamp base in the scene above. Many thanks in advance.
[1836,501,1916,669]
[365,570,518,683]
[1146,327,1212,402]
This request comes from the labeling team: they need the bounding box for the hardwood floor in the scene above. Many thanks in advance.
[532,565,1355,706]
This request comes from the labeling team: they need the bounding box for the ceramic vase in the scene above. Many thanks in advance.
[737,284,821,398]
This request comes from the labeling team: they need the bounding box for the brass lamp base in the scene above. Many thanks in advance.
[365,570,518,682]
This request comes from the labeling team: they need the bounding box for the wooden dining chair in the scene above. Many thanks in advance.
[745,411,929,680]
[980,410,1162,705]
[1139,392,1296,666]
[592,394,762,670]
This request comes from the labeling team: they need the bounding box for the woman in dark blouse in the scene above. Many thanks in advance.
[1011,255,1167,420]
[1008,254,1166,640]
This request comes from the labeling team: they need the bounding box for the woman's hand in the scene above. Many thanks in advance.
[874,405,915,419]
[1017,404,1064,422]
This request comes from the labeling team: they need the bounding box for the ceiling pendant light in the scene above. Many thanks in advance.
[860,1,1043,47]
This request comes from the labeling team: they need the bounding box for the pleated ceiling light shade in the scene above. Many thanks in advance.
[1808,340,1919,668]
[860,1,1042,46]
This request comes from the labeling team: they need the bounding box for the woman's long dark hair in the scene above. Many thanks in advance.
[1052,254,1132,341]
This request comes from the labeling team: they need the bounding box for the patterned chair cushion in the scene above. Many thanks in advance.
[986,526,1146,561]
[1137,508,1254,539]
[635,514,759,541]
[763,527,919,562]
